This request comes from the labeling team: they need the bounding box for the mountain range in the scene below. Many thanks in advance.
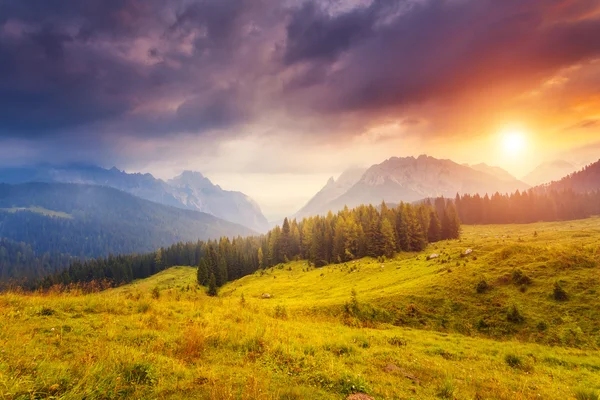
[295,155,530,217]
[0,164,269,233]
[522,160,579,186]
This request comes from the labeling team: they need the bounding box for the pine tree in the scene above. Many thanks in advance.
[207,273,218,296]
[279,218,291,261]
[395,205,410,251]
[257,247,264,269]
[441,203,461,240]
[197,259,209,285]
[427,210,441,242]
[380,217,396,258]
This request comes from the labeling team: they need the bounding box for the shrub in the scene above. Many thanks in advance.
[536,321,548,331]
[338,373,370,395]
[388,336,407,347]
[507,304,524,323]
[123,362,155,385]
[137,302,151,313]
[38,307,55,316]
[574,389,599,400]
[476,318,489,331]
[505,354,523,369]
[512,269,532,285]
[553,282,568,301]
[151,287,160,299]
[476,280,489,294]
[274,305,288,319]
[437,378,456,399]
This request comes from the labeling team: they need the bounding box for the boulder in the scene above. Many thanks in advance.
[261,293,271,299]
[428,253,439,260]
[464,249,473,255]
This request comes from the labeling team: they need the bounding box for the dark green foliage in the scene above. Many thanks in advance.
[505,354,523,369]
[207,273,218,297]
[197,260,209,286]
[476,280,490,294]
[38,307,55,316]
[122,363,155,385]
[0,182,253,283]
[388,336,407,347]
[455,187,600,225]
[507,304,525,324]
[337,373,370,396]
[428,211,442,242]
[512,269,532,285]
[24,199,460,292]
[553,282,568,301]
[574,389,600,400]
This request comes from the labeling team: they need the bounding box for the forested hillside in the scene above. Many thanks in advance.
[0,183,254,281]
[541,159,600,192]
[35,199,461,290]
[0,238,73,283]
[455,188,600,225]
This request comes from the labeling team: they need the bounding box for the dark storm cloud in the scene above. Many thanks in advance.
[0,0,266,139]
[283,0,600,115]
[0,0,599,153]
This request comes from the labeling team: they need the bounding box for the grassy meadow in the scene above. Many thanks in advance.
[2,218,600,399]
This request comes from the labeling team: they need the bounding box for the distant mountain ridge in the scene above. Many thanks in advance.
[523,160,578,186]
[538,159,600,193]
[295,155,530,217]
[0,164,269,232]
[294,167,367,219]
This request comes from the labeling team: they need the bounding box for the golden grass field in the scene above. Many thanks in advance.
[2,218,600,399]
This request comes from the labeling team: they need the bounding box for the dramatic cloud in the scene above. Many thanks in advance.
[1,0,599,216]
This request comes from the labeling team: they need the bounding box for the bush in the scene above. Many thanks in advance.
[574,388,599,400]
[437,378,456,399]
[274,305,288,319]
[151,287,160,299]
[388,336,407,347]
[337,373,370,395]
[507,304,524,323]
[476,318,490,331]
[137,302,151,313]
[122,362,155,385]
[38,306,55,316]
[553,282,568,301]
[476,280,489,294]
[536,321,548,331]
[512,269,532,285]
[505,354,523,369]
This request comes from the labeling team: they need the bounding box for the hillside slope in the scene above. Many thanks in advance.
[0,183,254,260]
[540,159,600,192]
[1,219,599,399]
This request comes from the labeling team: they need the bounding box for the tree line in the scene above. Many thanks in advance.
[196,199,461,292]
[26,199,460,291]
[455,189,600,225]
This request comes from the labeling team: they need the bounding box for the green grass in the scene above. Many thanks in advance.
[1,218,600,399]
[0,206,73,219]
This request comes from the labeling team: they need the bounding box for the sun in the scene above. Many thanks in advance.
[500,129,527,156]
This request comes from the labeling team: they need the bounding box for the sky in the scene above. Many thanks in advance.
[1,0,600,219]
